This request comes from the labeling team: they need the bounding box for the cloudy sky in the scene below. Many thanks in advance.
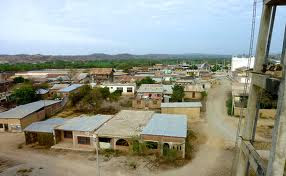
[0,0,285,55]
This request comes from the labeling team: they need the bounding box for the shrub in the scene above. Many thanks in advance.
[226,96,233,115]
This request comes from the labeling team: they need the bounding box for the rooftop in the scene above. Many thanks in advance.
[96,110,154,138]
[137,84,163,93]
[90,68,113,75]
[141,114,187,138]
[0,100,61,119]
[50,84,70,90]
[24,118,67,133]
[184,84,204,92]
[161,102,202,108]
[58,84,83,93]
[56,115,112,132]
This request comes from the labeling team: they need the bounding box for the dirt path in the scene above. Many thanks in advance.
[160,78,238,176]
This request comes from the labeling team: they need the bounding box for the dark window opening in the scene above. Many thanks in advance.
[127,87,133,92]
[153,100,157,104]
[0,124,3,128]
[192,92,195,98]
[77,136,90,145]
[64,131,73,138]
[116,139,129,146]
[146,141,158,149]
[99,137,111,143]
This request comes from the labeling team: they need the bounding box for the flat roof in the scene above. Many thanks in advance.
[0,100,61,119]
[58,84,83,93]
[137,84,163,93]
[96,110,154,138]
[24,118,67,133]
[141,114,187,138]
[161,102,202,108]
[55,115,112,132]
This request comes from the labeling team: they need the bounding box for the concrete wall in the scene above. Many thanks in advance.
[101,85,136,95]
[161,107,201,121]
[233,107,276,119]
[184,91,202,100]
[132,99,161,109]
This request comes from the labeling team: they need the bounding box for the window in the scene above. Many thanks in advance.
[116,139,129,146]
[146,141,158,149]
[127,87,133,92]
[64,131,73,138]
[0,124,3,128]
[157,94,161,97]
[77,136,90,145]
[99,137,111,143]
[192,92,196,98]
[116,87,123,92]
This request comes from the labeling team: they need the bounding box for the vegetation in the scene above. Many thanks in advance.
[11,83,39,105]
[130,137,147,155]
[171,84,185,102]
[13,76,25,84]
[136,77,155,86]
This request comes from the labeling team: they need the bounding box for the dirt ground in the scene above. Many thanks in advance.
[0,78,252,176]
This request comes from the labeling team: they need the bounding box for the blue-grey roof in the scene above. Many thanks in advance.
[36,89,49,95]
[56,115,112,132]
[141,114,187,138]
[24,118,67,133]
[161,102,202,108]
[0,100,61,119]
[58,84,83,93]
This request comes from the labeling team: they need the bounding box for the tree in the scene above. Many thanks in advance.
[99,87,110,100]
[11,84,39,105]
[136,77,156,86]
[109,90,122,102]
[13,76,25,84]
[171,84,185,102]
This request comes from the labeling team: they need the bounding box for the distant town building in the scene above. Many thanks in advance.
[100,83,136,95]
[231,56,255,72]
[90,68,114,83]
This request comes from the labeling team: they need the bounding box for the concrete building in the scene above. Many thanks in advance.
[0,100,62,132]
[49,84,70,97]
[90,68,114,83]
[161,102,202,121]
[52,115,112,151]
[100,83,136,95]
[58,84,83,97]
[24,118,67,146]
[141,114,187,158]
[231,56,255,72]
[96,110,154,152]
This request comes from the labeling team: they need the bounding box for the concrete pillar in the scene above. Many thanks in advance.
[236,4,272,176]
[72,132,76,148]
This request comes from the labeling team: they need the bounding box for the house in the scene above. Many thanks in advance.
[100,83,136,95]
[0,100,63,132]
[96,110,154,152]
[198,63,211,71]
[52,115,112,151]
[141,114,187,158]
[49,84,70,97]
[73,73,89,83]
[133,84,164,109]
[58,84,83,97]
[161,102,202,121]
[0,80,13,93]
[24,118,67,146]
[184,84,205,100]
[90,68,114,83]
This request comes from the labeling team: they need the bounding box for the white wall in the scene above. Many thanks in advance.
[231,56,255,72]
[101,85,135,94]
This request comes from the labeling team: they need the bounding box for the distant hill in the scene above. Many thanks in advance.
[0,53,231,64]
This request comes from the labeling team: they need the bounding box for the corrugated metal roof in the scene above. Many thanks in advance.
[141,114,187,138]
[137,84,163,93]
[36,89,49,95]
[24,118,67,133]
[161,102,202,108]
[56,115,112,132]
[58,84,83,93]
[0,100,61,119]
[50,84,70,90]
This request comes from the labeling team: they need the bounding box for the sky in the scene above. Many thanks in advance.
[0,0,285,55]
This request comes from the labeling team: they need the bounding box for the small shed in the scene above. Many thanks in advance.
[24,118,66,146]
[161,102,202,121]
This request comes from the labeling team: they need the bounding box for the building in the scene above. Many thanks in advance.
[52,115,112,151]
[24,118,67,146]
[0,100,62,132]
[49,84,70,97]
[198,63,211,71]
[161,102,202,121]
[231,56,255,72]
[96,110,154,151]
[100,83,136,95]
[184,84,205,100]
[0,80,13,93]
[73,73,89,83]
[133,84,164,109]
[141,114,187,158]
[58,84,83,97]
[36,89,49,99]
[90,68,114,83]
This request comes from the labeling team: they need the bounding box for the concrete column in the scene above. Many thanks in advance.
[72,132,76,148]
[236,4,272,176]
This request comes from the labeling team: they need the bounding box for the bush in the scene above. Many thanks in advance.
[226,96,233,115]
[163,148,178,162]
[130,137,146,155]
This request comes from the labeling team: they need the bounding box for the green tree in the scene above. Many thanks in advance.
[171,84,185,102]
[99,87,110,100]
[136,77,156,86]
[109,90,122,102]
[11,84,39,105]
[13,76,25,84]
